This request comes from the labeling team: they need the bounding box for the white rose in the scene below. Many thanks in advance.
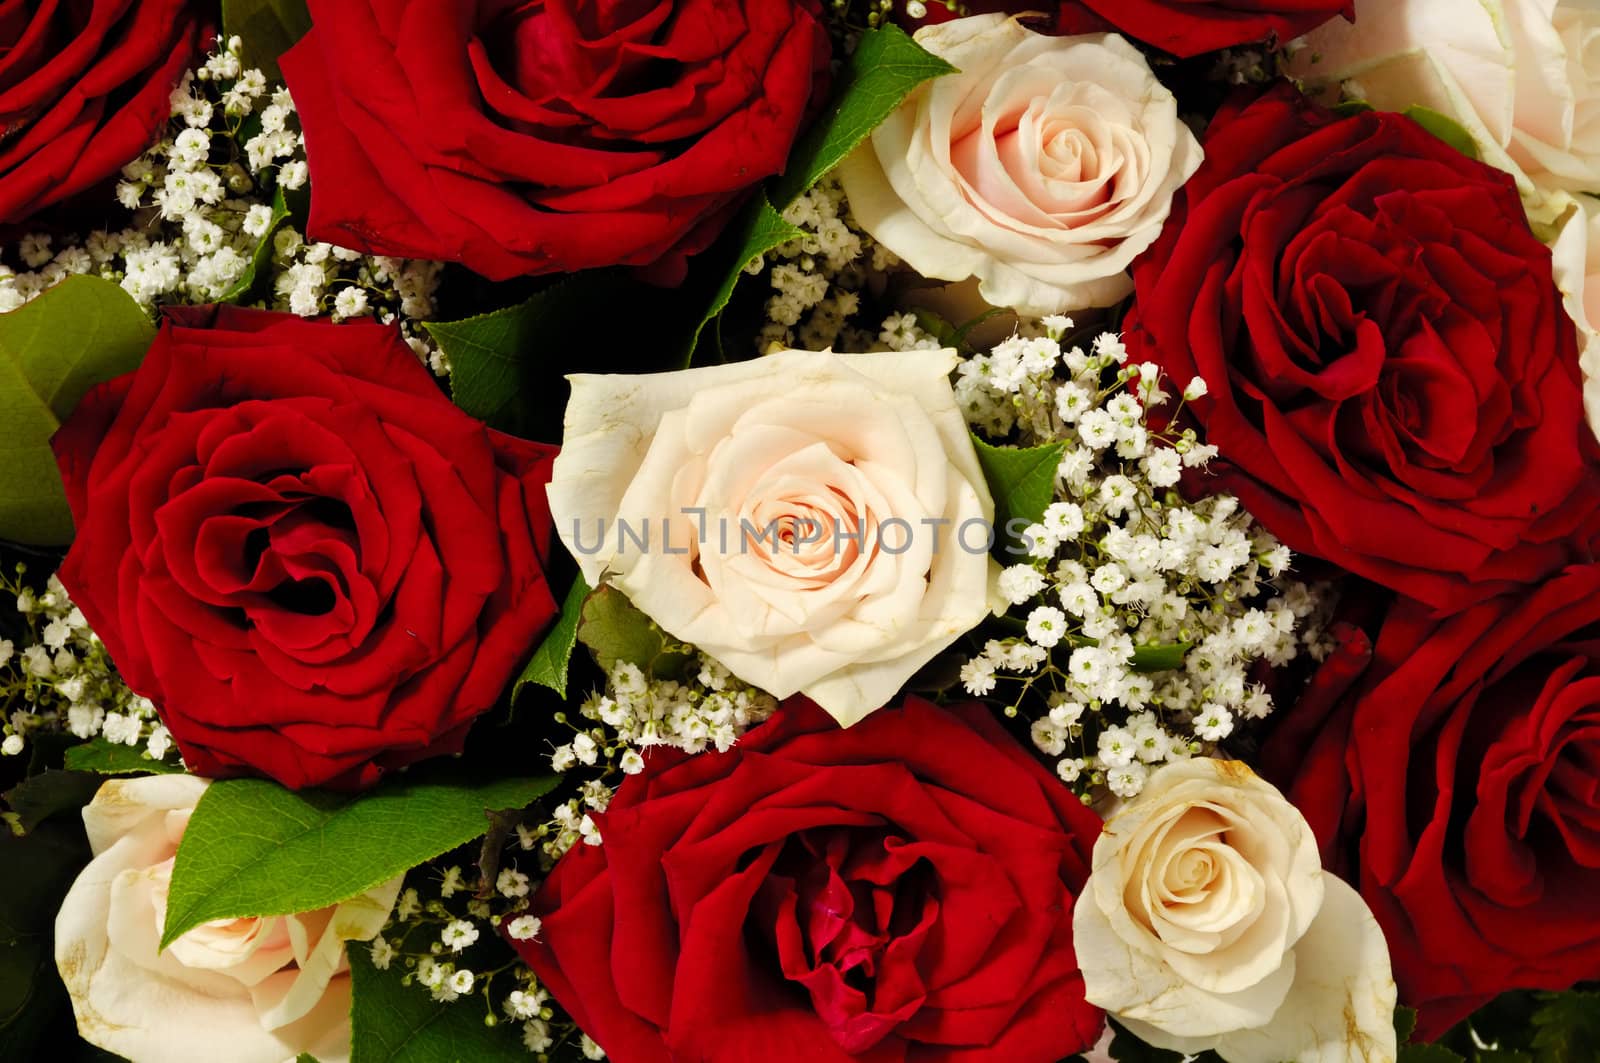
[547,349,997,725]
[1552,194,1600,438]
[55,775,402,1063]
[1072,759,1397,1063]
[837,15,1203,317]
[1290,0,1600,221]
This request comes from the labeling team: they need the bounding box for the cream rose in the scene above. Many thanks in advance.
[55,775,402,1063]
[547,349,997,725]
[1552,194,1600,438]
[1290,0,1600,222]
[1072,759,1397,1063]
[836,15,1202,317]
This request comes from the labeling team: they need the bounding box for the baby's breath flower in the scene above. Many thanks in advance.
[440,919,480,952]
[507,915,543,942]
[951,327,1333,801]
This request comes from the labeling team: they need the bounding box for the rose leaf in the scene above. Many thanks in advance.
[682,193,804,364]
[1398,1046,1467,1062]
[61,738,185,777]
[1,770,101,837]
[969,435,1065,558]
[221,0,312,83]
[160,769,557,950]
[349,948,524,1063]
[576,584,695,681]
[514,573,590,701]
[1530,990,1600,1062]
[770,23,957,207]
[0,275,155,545]
[1403,105,1482,161]
[425,271,634,440]
[219,185,291,304]
[685,24,955,365]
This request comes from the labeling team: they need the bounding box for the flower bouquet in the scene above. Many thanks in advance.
[3,1,1599,1061]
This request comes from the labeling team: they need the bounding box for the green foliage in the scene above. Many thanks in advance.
[577,584,694,680]
[1530,990,1600,1062]
[970,435,1065,557]
[0,276,155,544]
[426,272,632,441]
[1,770,100,836]
[682,196,803,361]
[161,770,557,949]
[685,24,955,364]
[770,23,955,207]
[514,574,590,700]
[222,0,313,82]
[62,738,184,777]
[0,818,92,1055]
[220,185,291,304]
[1130,641,1191,673]
[348,948,524,1063]
[1403,105,1482,160]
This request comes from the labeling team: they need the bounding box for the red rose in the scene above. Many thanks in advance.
[1127,86,1600,613]
[51,307,558,790]
[280,0,830,283]
[1057,0,1350,56]
[0,0,206,223]
[1264,566,1600,1039]
[512,697,1105,1062]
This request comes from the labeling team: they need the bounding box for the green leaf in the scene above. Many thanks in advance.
[0,819,91,1046]
[1331,99,1377,117]
[770,24,957,206]
[686,25,954,364]
[220,185,290,305]
[2,770,100,836]
[222,0,312,83]
[577,584,694,680]
[61,738,184,777]
[1531,990,1600,1062]
[426,271,631,440]
[1396,1006,1419,1045]
[515,575,590,701]
[682,195,803,362]
[1130,642,1191,673]
[348,947,524,1063]
[0,276,155,545]
[969,435,1066,557]
[1403,104,1482,161]
[1399,1045,1466,1063]
[912,309,965,351]
[161,769,557,949]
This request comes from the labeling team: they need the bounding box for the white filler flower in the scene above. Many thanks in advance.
[1073,758,1397,1063]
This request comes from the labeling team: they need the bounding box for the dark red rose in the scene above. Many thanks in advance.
[1057,0,1350,56]
[510,697,1105,1062]
[1127,86,1600,613]
[51,307,558,790]
[0,0,206,223]
[280,0,830,283]
[1263,566,1600,1039]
